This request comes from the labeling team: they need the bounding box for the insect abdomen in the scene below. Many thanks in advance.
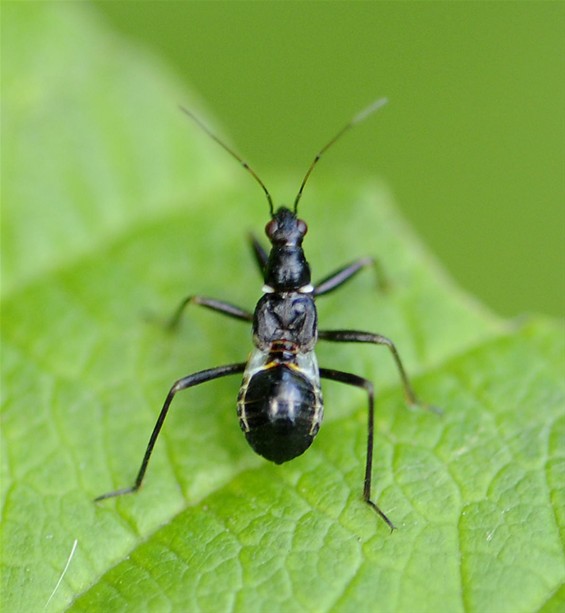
[238,365,323,464]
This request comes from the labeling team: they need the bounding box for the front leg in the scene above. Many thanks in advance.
[314,257,387,297]
[249,233,269,276]
[318,329,438,412]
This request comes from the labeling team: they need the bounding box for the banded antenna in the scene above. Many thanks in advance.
[179,106,275,217]
[293,97,388,213]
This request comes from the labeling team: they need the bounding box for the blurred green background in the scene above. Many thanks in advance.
[95,2,564,319]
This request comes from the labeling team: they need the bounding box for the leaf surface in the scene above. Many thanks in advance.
[2,5,564,613]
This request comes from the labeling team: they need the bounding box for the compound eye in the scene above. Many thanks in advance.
[265,219,278,237]
[297,219,308,236]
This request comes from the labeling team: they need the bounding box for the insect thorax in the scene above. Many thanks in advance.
[252,292,318,353]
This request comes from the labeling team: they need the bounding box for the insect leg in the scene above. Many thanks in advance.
[167,296,253,330]
[314,257,387,297]
[318,329,438,412]
[248,233,268,275]
[319,367,394,531]
[94,362,246,502]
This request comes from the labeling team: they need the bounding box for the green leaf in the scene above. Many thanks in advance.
[2,5,564,613]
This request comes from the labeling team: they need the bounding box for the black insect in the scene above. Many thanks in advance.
[95,98,433,530]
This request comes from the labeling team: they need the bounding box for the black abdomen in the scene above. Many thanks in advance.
[238,365,323,464]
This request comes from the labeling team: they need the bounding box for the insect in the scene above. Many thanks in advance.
[95,98,432,530]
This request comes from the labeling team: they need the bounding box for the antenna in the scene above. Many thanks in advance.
[179,106,275,217]
[293,97,388,213]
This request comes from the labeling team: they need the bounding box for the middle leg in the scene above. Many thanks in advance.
[167,295,253,330]
[318,329,438,412]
